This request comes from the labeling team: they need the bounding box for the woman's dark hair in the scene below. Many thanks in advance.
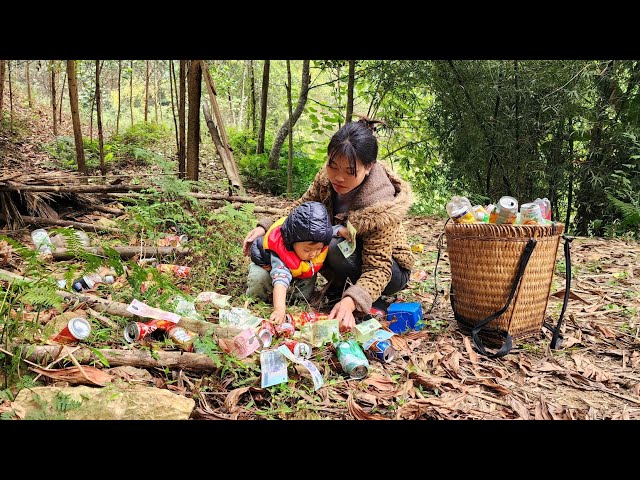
[327,116,385,176]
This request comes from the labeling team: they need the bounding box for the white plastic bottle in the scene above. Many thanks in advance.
[31,228,53,254]
[72,273,115,292]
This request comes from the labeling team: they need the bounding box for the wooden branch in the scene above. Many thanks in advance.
[88,204,123,215]
[0,268,241,339]
[20,344,220,372]
[0,182,147,193]
[0,214,123,233]
[202,102,243,192]
[51,246,191,260]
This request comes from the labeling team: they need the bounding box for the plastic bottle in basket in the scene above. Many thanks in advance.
[471,205,488,222]
[446,196,475,224]
[495,196,518,224]
[533,198,552,220]
[520,202,545,225]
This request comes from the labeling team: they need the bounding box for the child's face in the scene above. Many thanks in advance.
[326,155,372,194]
[293,241,325,261]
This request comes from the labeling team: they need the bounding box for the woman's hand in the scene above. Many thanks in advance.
[269,308,286,324]
[243,226,266,256]
[328,296,357,332]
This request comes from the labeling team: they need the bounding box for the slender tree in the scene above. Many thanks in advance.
[116,60,122,134]
[249,59,257,133]
[256,60,270,154]
[240,60,248,129]
[268,60,311,169]
[169,60,179,161]
[186,60,202,181]
[286,60,294,195]
[96,60,106,176]
[154,61,159,124]
[178,60,187,179]
[50,60,57,135]
[0,60,5,119]
[144,60,150,122]
[345,59,355,123]
[8,60,13,125]
[130,60,134,127]
[58,68,67,124]
[25,60,32,108]
[66,60,87,175]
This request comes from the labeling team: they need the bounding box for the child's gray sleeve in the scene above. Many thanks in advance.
[270,254,293,289]
[332,224,343,237]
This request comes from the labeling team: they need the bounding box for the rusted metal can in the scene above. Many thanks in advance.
[123,319,174,343]
[282,339,312,359]
[334,339,369,379]
[166,324,196,352]
[156,264,191,278]
[258,320,276,347]
[364,339,395,363]
[51,317,92,344]
[275,316,295,338]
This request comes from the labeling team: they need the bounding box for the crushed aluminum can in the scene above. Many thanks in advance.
[411,243,424,253]
[290,311,328,327]
[334,339,369,380]
[258,320,276,347]
[282,339,312,360]
[156,263,191,278]
[51,317,91,344]
[123,319,175,343]
[165,324,196,352]
[275,316,295,338]
[364,339,395,363]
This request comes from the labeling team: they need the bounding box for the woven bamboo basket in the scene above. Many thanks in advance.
[445,222,564,345]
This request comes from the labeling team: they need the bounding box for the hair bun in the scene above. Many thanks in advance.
[355,115,385,133]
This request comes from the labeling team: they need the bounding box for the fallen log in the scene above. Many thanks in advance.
[20,344,220,372]
[0,182,147,193]
[0,214,123,233]
[51,246,191,260]
[0,268,242,338]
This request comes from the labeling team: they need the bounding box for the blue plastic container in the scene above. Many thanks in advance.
[386,302,424,333]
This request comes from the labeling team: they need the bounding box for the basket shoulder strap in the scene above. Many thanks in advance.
[544,234,573,349]
[452,238,537,358]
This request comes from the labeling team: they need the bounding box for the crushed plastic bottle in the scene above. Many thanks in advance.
[446,196,475,224]
[31,229,53,255]
[72,273,115,292]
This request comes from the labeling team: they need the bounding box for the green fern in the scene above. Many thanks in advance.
[608,194,640,227]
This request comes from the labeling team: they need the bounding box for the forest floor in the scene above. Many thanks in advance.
[1,100,640,420]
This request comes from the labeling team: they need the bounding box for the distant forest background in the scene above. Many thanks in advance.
[1,59,639,238]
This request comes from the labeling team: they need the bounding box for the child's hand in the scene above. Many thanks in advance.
[337,226,351,241]
[269,308,286,324]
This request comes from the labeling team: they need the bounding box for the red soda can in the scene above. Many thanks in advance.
[156,264,191,278]
[291,311,328,327]
[51,317,92,344]
[258,320,276,347]
[275,316,295,338]
[123,319,174,343]
[282,339,312,359]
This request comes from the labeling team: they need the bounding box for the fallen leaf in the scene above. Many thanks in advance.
[551,289,591,304]
[363,373,397,392]
[224,386,251,413]
[463,336,479,364]
[347,393,387,420]
[592,323,616,339]
[507,396,531,419]
[30,366,112,387]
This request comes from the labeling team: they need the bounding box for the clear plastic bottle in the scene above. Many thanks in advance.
[72,273,115,292]
[533,198,552,220]
[31,228,53,255]
[446,196,475,224]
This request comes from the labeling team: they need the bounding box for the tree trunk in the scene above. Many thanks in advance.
[130,60,134,127]
[95,60,106,176]
[186,60,202,181]
[144,60,150,122]
[169,60,179,162]
[268,60,311,170]
[256,60,270,154]
[26,60,33,108]
[203,103,243,193]
[239,60,247,129]
[249,59,257,133]
[178,60,187,179]
[565,117,574,232]
[8,60,13,124]
[50,60,58,136]
[116,60,121,135]
[286,60,294,195]
[0,60,5,119]
[66,60,87,175]
[58,69,67,124]
[154,61,159,124]
[345,59,355,123]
